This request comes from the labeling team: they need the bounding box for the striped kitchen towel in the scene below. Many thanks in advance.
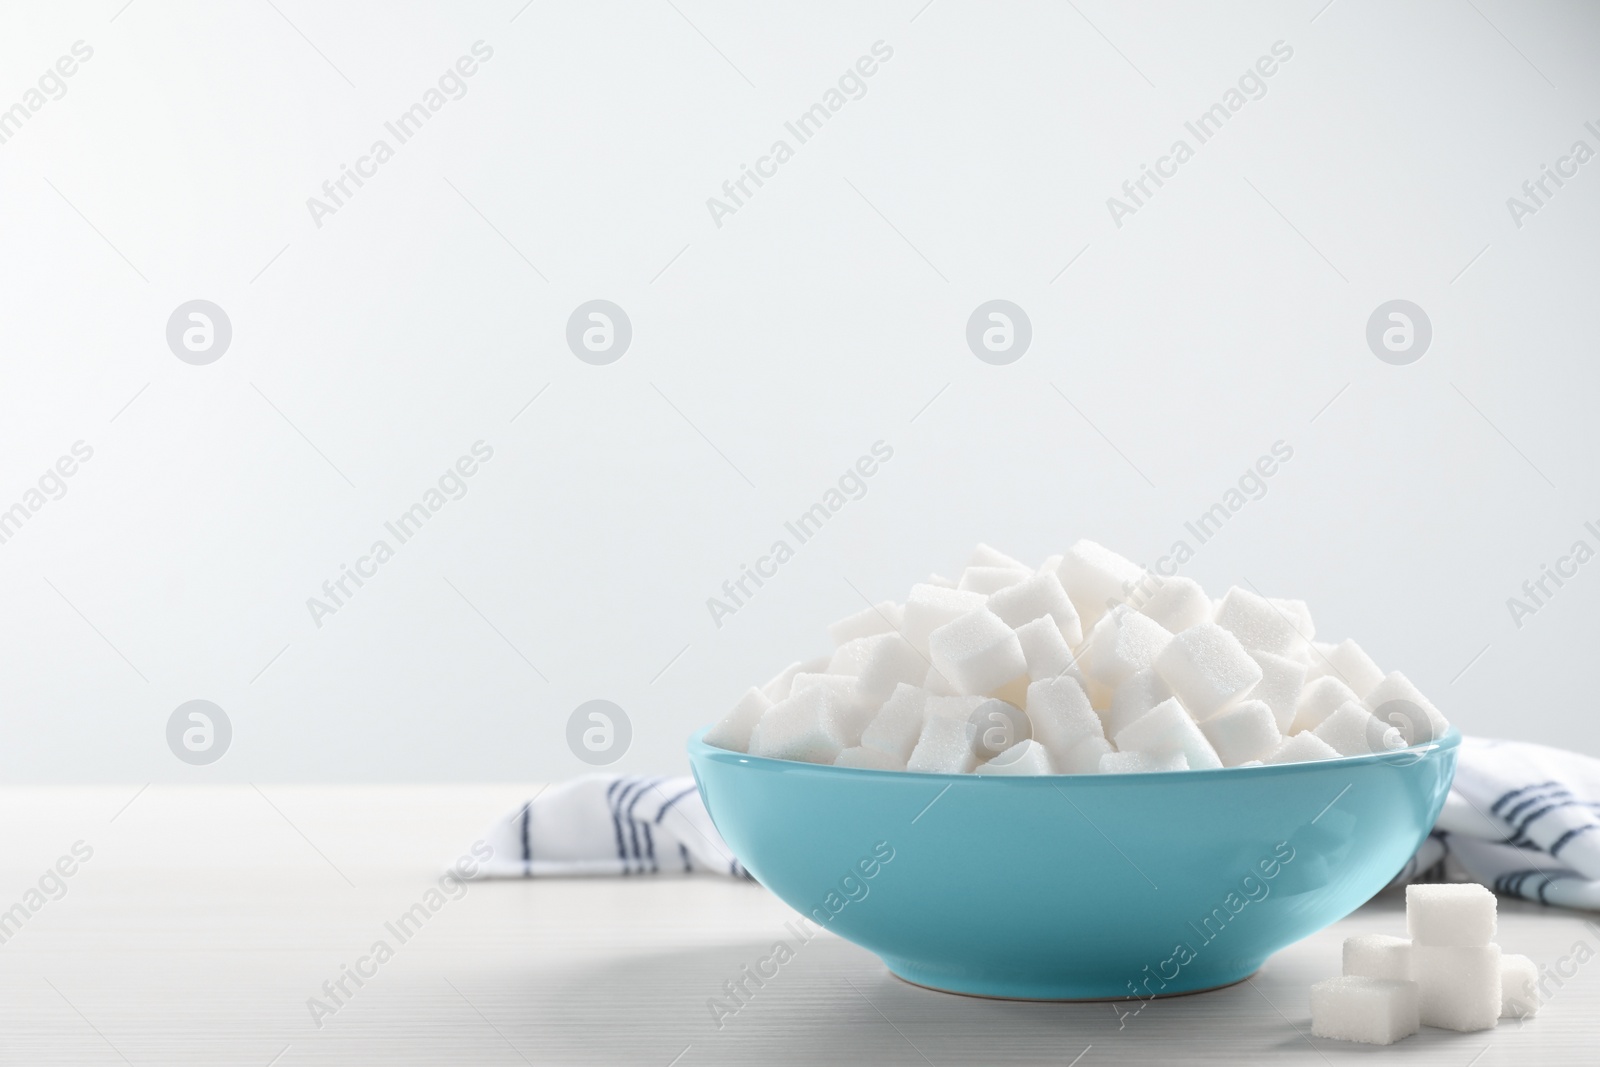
[467,774,748,879]
[1389,735,1600,909]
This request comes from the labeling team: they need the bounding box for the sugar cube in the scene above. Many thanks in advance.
[1305,638,1383,698]
[968,698,1032,761]
[1015,616,1079,682]
[1406,883,1496,947]
[760,656,830,702]
[1309,976,1420,1045]
[829,633,930,703]
[1099,749,1188,773]
[923,665,959,695]
[1199,699,1281,766]
[704,687,773,752]
[1244,649,1306,733]
[1500,953,1539,1019]
[1313,701,1399,757]
[1080,606,1173,688]
[1113,697,1223,770]
[928,608,1028,695]
[1289,676,1360,735]
[967,543,1030,571]
[987,674,1030,709]
[974,738,1053,775]
[1213,587,1302,656]
[834,746,905,771]
[988,572,1084,646]
[1104,668,1175,739]
[924,694,984,721]
[1153,623,1263,719]
[958,565,1033,595]
[1412,944,1502,1031]
[1037,553,1063,576]
[826,601,902,647]
[1024,676,1104,765]
[1137,575,1212,633]
[748,686,861,764]
[860,684,929,763]
[1343,934,1411,981]
[1365,672,1449,745]
[904,584,988,653]
[1058,735,1112,774]
[1264,731,1340,765]
[1269,597,1316,641]
[905,713,977,774]
[1054,539,1144,628]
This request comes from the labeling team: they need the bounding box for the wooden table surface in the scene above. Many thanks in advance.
[0,785,1592,1065]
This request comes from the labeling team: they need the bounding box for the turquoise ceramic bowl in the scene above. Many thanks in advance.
[688,728,1458,1000]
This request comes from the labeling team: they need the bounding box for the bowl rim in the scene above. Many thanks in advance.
[687,725,1461,782]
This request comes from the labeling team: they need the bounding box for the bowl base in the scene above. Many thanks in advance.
[884,961,1261,1002]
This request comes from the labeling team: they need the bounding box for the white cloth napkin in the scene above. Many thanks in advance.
[1387,736,1600,909]
[468,774,748,879]
[468,738,1600,911]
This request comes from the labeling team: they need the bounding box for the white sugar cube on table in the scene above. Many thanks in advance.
[1213,586,1303,656]
[1412,944,1502,1031]
[1153,622,1262,719]
[1054,539,1144,628]
[974,739,1053,775]
[1137,575,1212,632]
[704,687,773,753]
[927,608,1027,695]
[1343,934,1411,981]
[1406,883,1497,947]
[1199,699,1281,766]
[1310,976,1420,1045]
[1080,606,1173,688]
[1500,953,1539,1019]
[1113,697,1223,770]
[988,571,1083,645]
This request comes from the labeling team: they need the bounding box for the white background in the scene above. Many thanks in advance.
[1,0,1596,782]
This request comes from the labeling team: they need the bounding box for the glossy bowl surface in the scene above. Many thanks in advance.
[688,728,1459,999]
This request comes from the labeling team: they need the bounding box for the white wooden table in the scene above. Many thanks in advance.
[0,786,1592,1065]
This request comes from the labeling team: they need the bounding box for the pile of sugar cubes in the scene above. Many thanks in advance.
[706,540,1449,773]
[1311,883,1538,1044]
